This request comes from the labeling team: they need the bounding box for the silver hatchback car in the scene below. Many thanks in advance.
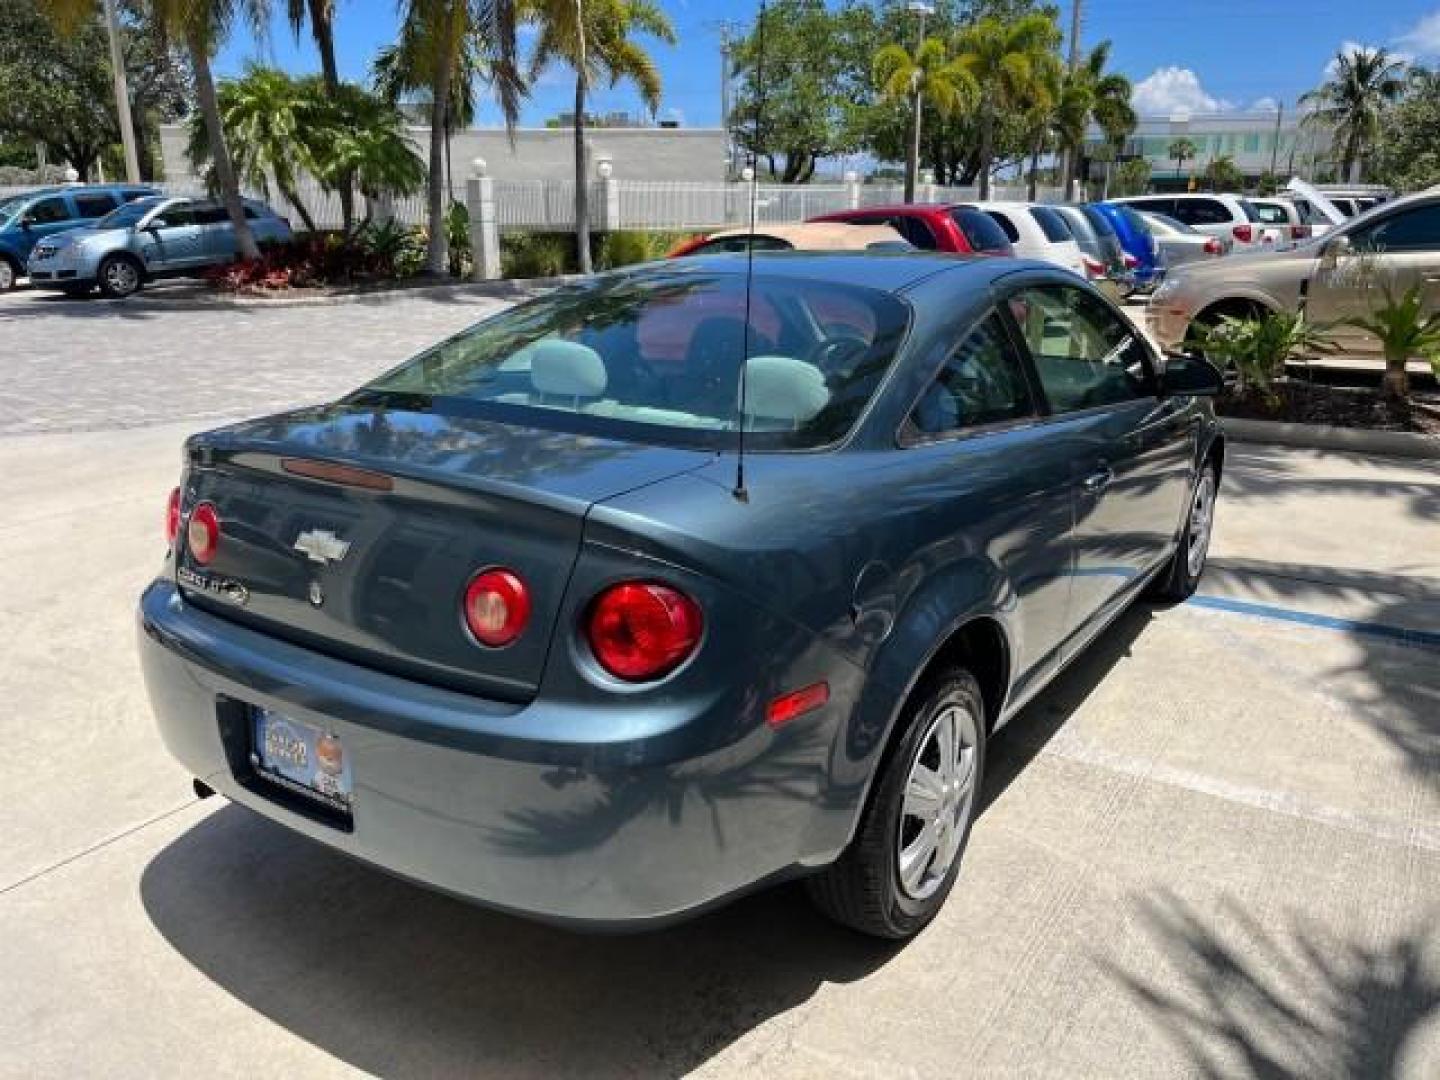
[27,195,293,298]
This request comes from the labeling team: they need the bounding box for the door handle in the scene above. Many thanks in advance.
[1082,466,1113,493]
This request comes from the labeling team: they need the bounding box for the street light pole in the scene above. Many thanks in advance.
[905,1,934,204]
[101,0,141,183]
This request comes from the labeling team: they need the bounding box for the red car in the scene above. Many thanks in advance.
[808,204,1015,257]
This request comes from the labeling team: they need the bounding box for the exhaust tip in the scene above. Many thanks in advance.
[193,778,216,800]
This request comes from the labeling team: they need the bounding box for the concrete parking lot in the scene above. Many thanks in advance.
[2,287,1438,1078]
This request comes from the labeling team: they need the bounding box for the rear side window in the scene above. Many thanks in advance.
[1126,197,1174,217]
[908,311,1035,437]
[26,197,72,224]
[1030,206,1073,243]
[950,208,1011,253]
[1172,198,1233,226]
[984,210,1021,243]
[192,204,231,225]
[887,216,937,250]
[73,193,117,218]
[1351,204,1440,252]
[1007,285,1154,412]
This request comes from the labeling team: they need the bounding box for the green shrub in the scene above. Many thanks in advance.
[499,230,695,278]
[594,230,692,269]
[446,200,472,278]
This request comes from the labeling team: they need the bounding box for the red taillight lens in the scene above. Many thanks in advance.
[1081,255,1105,278]
[1203,237,1223,256]
[463,568,531,648]
[587,582,703,682]
[1233,224,1253,243]
[1122,252,1139,269]
[165,487,181,546]
[186,502,220,565]
[1292,224,1310,240]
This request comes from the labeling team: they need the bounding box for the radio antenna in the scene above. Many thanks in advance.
[733,1,767,502]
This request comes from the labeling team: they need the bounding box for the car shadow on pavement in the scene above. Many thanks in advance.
[1099,889,1440,1078]
[137,608,1161,1078]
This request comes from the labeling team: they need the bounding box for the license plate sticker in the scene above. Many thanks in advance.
[251,707,353,809]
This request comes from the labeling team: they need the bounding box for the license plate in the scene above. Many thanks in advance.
[251,707,353,810]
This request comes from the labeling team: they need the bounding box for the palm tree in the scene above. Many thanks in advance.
[396,0,523,277]
[1020,50,1068,201]
[315,82,427,215]
[1301,46,1407,182]
[186,64,321,231]
[1203,153,1243,192]
[41,0,265,260]
[954,12,1062,200]
[1062,42,1134,199]
[1168,136,1197,182]
[522,0,675,274]
[287,0,355,226]
[873,37,978,203]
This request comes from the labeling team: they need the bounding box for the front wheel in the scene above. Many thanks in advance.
[1149,462,1218,601]
[807,668,986,939]
[97,255,143,299]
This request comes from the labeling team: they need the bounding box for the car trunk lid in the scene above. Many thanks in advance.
[176,403,712,701]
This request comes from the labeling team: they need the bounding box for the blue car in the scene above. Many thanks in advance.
[139,254,1224,938]
[0,183,157,291]
[1091,201,1164,291]
[27,195,293,298]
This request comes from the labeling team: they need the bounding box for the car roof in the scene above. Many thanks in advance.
[821,203,954,216]
[614,250,1007,293]
[705,222,906,249]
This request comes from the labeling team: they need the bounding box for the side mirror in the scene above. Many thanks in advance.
[1161,352,1223,397]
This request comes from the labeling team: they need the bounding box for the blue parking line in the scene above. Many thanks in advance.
[1187,594,1440,650]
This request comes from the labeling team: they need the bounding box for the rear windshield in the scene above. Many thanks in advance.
[982,209,1021,243]
[1029,206,1073,243]
[1251,202,1289,224]
[360,271,911,450]
[950,207,1011,253]
[1055,208,1097,245]
[1115,205,1153,236]
[1237,199,1265,223]
[1079,205,1117,237]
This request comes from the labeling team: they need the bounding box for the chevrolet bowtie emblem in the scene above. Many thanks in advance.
[293,528,352,565]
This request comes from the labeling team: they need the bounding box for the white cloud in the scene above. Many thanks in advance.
[1397,10,1440,56]
[1324,40,1411,76]
[1248,96,1280,113]
[1132,67,1234,116]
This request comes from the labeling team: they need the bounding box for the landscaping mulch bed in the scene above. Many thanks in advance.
[1217,379,1440,436]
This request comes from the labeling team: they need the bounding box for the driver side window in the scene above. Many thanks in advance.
[1008,284,1155,413]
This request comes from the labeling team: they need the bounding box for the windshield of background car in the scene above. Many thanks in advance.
[96,198,165,230]
[359,271,912,450]
[0,197,27,227]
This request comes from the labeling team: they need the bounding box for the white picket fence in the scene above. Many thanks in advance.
[2,177,1063,234]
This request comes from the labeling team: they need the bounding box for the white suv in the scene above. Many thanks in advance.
[962,202,1086,277]
[1111,194,1267,251]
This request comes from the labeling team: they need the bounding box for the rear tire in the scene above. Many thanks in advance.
[1149,462,1218,602]
[807,668,986,939]
[97,254,143,299]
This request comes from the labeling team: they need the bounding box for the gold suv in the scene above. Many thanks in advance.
[1147,189,1440,356]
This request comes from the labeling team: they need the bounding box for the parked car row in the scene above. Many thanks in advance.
[0,183,293,297]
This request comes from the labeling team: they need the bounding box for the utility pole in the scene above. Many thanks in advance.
[1268,100,1283,181]
[1062,0,1082,200]
[905,1,934,204]
[101,0,141,182]
[708,19,743,178]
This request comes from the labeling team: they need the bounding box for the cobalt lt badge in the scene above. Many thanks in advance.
[308,580,325,608]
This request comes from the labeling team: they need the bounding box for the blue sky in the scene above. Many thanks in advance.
[216,1,1440,127]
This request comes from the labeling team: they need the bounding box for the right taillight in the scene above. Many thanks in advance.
[187,502,220,565]
[1203,237,1223,256]
[1122,252,1139,269]
[1233,224,1253,243]
[165,487,181,547]
[587,582,703,682]
[1292,224,1310,240]
[1081,255,1105,278]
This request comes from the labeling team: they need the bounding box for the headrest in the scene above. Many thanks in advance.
[531,339,607,398]
[741,356,830,424]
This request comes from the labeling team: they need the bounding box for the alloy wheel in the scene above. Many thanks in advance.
[897,701,979,901]
[103,259,139,297]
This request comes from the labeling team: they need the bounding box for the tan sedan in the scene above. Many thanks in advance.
[1147,188,1440,357]
[668,222,910,257]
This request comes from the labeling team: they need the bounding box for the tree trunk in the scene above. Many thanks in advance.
[573,74,592,274]
[1061,146,1074,201]
[977,108,994,200]
[189,34,260,261]
[1383,349,1409,399]
[905,83,922,203]
[1026,137,1042,201]
[424,22,454,278]
[308,2,352,231]
[280,181,318,233]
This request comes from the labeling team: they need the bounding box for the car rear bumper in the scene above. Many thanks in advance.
[138,578,850,928]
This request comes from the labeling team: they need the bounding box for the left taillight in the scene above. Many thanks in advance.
[165,487,181,547]
[1233,224,1253,244]
[586,582,703,682]
[463,568,531,648]
[1081,255,1105,279]
[187,502,220,565]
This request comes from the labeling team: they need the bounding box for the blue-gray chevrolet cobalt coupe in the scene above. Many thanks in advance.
[139,253,1223,938]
